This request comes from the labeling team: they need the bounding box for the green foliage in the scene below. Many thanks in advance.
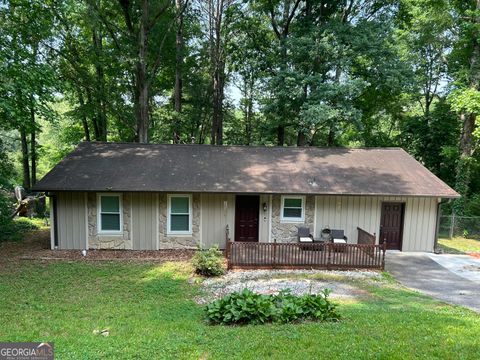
[191,246,225,277]
[205,288,340,325]
[0,215,41,243]
[449,88,480,116]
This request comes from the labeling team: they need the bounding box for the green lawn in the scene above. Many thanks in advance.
[438,237,480,254]
[0,260,479,359]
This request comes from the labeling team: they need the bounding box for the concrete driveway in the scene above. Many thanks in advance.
[385,252,480,312]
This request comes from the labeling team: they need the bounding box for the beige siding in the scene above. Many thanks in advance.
[258,194,271,242]
[132,193,158,250]
[56,192,87,249]
[314,196,439,252]
[201,194,235,249]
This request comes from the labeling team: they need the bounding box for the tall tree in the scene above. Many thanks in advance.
[449,0,480,214]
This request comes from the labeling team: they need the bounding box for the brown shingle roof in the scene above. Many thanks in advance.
[32,142,459,198]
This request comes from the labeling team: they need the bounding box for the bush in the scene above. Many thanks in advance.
[0,209,40,243]
[205,288,340,325]
[192,246,225,277]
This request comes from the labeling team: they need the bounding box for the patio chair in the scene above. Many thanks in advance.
[297,227,313,243]
[331,229,347,252]
[331,229,348,244]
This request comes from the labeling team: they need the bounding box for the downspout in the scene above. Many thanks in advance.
[433,199,447,254]
[47,192,59,249]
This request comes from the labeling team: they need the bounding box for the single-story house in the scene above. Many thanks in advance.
[32,142,459,252]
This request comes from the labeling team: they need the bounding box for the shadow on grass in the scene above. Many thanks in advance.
[438,243,466,254]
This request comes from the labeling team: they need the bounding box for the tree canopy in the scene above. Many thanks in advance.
[1,0,479,215]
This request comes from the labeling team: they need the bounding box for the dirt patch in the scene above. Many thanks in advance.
[195,269,380,304]
[0,229,195,265]
[468,253,480,259]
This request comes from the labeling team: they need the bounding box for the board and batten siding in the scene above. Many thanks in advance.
[132,193,158,250]
[55,192,87,249]
[314,196,439,252]
[201,194,235,249]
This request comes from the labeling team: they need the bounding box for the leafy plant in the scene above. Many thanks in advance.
[205,288,340,325]
[192,246,225,277]
[0,209,40,243]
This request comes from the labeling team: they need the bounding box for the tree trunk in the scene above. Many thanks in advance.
[327,126,335,146]
[209,0,226,146]
[243,77,254,145]
[78,91,91,141]
[297,131,307,146]
[277,125,285,146]
[135,0,150,143]
[173,0,183,143]
[20,127,30,191]
[30,106,36,187]
[90,0,107,141]
[86,88,100,140]
[454,0,480,214]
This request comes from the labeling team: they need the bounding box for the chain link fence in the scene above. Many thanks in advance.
[438,215,480,239]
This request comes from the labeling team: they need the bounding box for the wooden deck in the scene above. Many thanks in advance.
[226,241,386,270]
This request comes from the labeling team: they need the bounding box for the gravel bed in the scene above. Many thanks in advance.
[196,269,381,304]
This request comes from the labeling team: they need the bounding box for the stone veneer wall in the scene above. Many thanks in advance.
[271,195,315,243]
[87,192,132,249]
[158,193,201,249]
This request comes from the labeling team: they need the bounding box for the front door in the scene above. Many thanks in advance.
[235,195,259,242]
[380,202,405,250]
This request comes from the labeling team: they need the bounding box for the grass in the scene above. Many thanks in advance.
[438,236,480,254]
[0,260,479,359]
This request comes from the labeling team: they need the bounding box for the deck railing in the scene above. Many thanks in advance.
[226,240,386,271]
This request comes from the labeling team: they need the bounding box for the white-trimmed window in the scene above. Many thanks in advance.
[281,196,305,222]
[97,194,123,234]
[167,194,192,235]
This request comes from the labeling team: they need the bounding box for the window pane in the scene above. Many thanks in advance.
[101,214,120,231]
[101,196,119,212]
[171,214,189,231]
[284,198,302,208]
[283,208,302,219]
[171,197,189,213]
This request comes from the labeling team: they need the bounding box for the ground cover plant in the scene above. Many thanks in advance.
[205,288,339,325]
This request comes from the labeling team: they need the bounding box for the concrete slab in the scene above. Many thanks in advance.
[427,253,480,283]
[385,252,480,312]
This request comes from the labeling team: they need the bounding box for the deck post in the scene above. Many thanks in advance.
[381,240,387,270]
[273,238,277,269]
[327,243,332,270]
[226,241,233,270]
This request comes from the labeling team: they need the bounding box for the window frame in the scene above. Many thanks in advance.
[280,195,305,223]
[167,194,192,235]
[97,193,123,235]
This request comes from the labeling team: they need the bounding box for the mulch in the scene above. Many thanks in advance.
[0,229,195,264]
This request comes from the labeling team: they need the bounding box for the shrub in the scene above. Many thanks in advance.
[0,207,40,243]
[192,246,225,277]
[205,288,340,325]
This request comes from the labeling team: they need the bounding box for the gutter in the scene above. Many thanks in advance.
[45,192,59,249]
[433,199,449,254]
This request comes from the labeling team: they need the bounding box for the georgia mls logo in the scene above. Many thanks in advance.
[0,342,54,360]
